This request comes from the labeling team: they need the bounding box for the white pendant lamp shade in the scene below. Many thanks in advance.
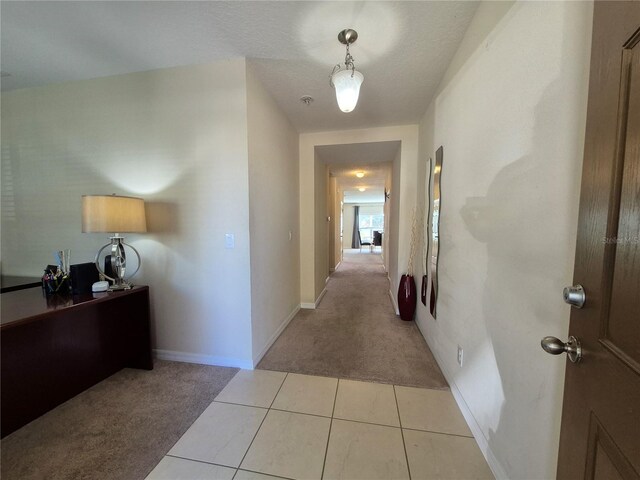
[332,69,364,113]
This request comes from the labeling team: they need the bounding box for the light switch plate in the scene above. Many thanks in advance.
[225,233,235,249]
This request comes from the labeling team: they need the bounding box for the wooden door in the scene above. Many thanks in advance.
[556,3,640,479]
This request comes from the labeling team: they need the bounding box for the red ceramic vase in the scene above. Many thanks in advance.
[398,274,417,321]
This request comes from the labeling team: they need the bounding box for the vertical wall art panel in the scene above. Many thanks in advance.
[421,157,433,306]
[430,146,443,317]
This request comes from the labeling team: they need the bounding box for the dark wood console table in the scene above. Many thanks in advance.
[1,286,152,438]
[0,275,42,293]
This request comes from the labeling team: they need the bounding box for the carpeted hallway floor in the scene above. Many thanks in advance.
[258,251,448,389]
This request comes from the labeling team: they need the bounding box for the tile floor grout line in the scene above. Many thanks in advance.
[320,377,340,480]
[235,372,289,473]
[268,372,289,409]
[401,426,475,439]
[213,399,269,410]
[236,467,297,480]
[165,453,236,469]
[216,397,413,430]
[315,377,449,393]
[331,415,400,429]
[394,384,413,480]
[232,413,271,472]
[330,378,339,419]
[269,406,333,419]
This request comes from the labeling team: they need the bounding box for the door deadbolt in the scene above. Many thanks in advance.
[563,284,585,308]
[541,335,582,363]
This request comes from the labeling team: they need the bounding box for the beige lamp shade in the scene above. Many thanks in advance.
[82,195,147,233]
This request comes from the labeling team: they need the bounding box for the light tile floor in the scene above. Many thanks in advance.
[146,370,494,480]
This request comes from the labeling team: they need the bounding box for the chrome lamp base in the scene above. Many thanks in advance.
[94,234,141,291]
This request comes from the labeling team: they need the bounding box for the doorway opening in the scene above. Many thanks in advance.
[315,140,398,274]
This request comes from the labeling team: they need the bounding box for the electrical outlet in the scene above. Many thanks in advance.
[457,345,464,366]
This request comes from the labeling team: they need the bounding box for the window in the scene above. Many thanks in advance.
[359,214,384,242]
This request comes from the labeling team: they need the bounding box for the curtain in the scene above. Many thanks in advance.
[351,205,360,248]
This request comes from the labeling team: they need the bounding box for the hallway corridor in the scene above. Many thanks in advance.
[258,251,447,389]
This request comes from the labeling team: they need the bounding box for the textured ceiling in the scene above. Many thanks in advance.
[1,1,478,133]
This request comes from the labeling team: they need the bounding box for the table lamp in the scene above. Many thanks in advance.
[82,194,146,290]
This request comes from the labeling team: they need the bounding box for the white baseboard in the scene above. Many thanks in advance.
[300,287,327,309]
[421,333,508,480]
[252,305,300,367]
[316,287,328,306]
[154,349,254,370]
[389,289,400,315]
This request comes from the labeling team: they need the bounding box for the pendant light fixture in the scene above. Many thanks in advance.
[330,29,364,113]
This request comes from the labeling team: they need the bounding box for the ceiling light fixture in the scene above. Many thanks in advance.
[358,187,366,192]
[329,29,364,113]
[355,171,365,178]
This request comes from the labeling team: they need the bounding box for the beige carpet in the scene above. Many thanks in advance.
[0,360,238,480]
[258,251,448,389]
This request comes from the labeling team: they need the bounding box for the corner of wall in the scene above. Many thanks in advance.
[245,61,301,362]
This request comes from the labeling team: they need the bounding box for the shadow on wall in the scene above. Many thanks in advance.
[133,201,180,351]
[145,201,180,235]
[460,74,579,475]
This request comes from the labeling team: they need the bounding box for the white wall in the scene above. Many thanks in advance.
[416,2,593,478]
[1,60,255,368]
[344,204,356,250]
[333,182,342,269]
[313,156,328,300]
[246,63,300,365]
[299,126,418,306]
[328,176,337,272]
[342,204,354,249]
[383,161,394,274]
[388,146,402,301]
